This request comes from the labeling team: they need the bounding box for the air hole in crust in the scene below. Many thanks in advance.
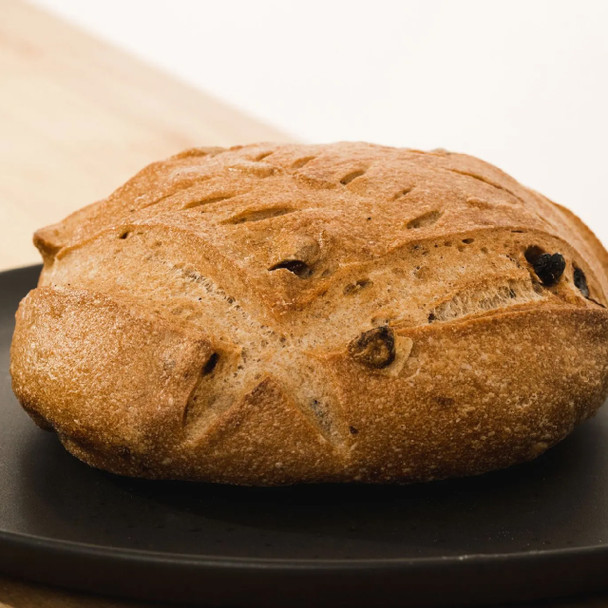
[466,197,492,209]
[574,266,590,298]
[254,151,273,161]
[226,161,275,177]
[392,187,413,200]
[406,210,442,229]
[340,169,366,185]
[224,207,296,224]
[268,259,312,278]
[202,353,219,375]
[462,238,474,244]
[183,195,234,210]
[118,231,130,240]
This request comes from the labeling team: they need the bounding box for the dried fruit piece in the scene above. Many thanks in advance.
[525,247,565,286]
[348,326,395,369]
[574,266,590,298]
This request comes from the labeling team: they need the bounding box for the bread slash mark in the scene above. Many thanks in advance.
[290,156,316,169]
[183,195,234,210]
[339,169,366,186]
[253,151,274,161]
[182,352,220,427]
[446,168,526,205]
[392,187,413,200]
[223,207,296,225]
[406,210,442,230]
[268,260,312,279]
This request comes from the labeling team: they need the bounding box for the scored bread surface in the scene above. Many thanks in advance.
[10,142,608,485]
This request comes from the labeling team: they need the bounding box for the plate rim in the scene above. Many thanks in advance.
[2,527,608,569]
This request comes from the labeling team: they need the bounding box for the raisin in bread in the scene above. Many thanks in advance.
[10,142,608,485]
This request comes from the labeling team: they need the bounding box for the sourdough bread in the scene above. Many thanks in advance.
[10,142,608,484]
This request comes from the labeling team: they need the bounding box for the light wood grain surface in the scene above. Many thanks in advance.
[0,1,606,607]
[0,0,291,272]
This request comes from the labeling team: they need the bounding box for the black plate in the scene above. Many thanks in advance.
[1,265,608,607]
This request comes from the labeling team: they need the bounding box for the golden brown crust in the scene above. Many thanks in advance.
[10,142,608,484]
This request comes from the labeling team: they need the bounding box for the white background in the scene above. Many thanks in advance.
[31,0,608,244]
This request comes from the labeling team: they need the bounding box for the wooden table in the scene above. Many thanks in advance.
[0,2,605,606]
[0,0,291,273]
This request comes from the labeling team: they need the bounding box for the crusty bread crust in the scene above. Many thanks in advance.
[10,142,608,484]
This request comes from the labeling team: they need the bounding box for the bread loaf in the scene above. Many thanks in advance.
[10,142,608,485]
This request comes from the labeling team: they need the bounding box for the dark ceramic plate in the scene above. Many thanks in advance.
[1,266,608,607]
